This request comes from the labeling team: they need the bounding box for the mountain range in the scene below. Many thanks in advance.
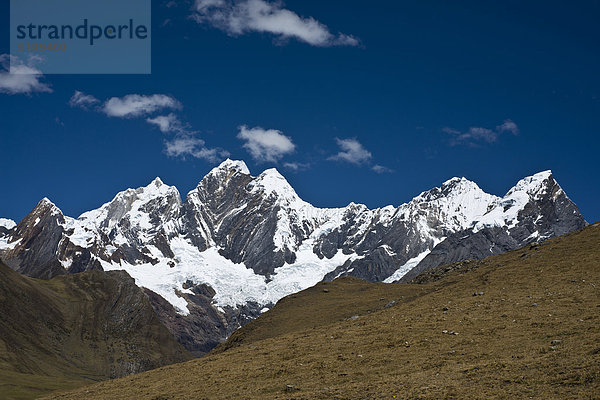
[0,160,587,354]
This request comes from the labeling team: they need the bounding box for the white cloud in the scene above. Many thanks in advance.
[444,119,519,146]
[372,164,393,174]
[147,114,230,163]
[192,0,359,47]
[441,127,461,136]
[164,136,229,162]
[67,90,228,163]
[496,119,520,135]
[68,90,100,109]
[237,125,296,162]
[146,113,188,134]
[103,94,182,118]
[443,126,498,145]
[328,138,372,165]
[0,54,52,95]
[465,127,497,143]
[283,162,310,171]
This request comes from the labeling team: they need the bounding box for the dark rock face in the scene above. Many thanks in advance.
[1,199,80,279]
[505,173,586,241]
[144,288,228,357]
[324,246,405,282]
[185,165,307,276]
[316,178,500,282]
[399,227,519,282]
[145,286,266,357]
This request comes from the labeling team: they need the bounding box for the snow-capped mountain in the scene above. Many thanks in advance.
[0,160,586,354]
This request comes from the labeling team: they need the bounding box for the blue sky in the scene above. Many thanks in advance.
[0,0,599,223]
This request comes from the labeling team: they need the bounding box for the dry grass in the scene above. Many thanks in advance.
[0,268,189,400]
[44,222,600,399]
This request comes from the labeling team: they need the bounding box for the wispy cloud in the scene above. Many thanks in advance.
[0,55,52,95]
[103,94,182,118]
[372,164,394,174]
[69,90,228,163]
[192,0,359,47]
[327,137,392,173]
[328,138,372,165]
[496,119,520,135]
[283,162,310,171]
[146,113,229,162]
[443,126,498,144]
[444,119,520,146]
[237,125,296,162]
[164,135,229,162]
[68,90,100,110]
[146,113,188,134]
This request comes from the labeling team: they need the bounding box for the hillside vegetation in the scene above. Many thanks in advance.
[0,265,190,400]
[44,222,600,399]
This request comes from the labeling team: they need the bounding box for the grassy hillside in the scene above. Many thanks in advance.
[0,265,191,400]
[44,222,600,400]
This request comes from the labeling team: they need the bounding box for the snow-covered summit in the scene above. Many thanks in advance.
[208,158,250,176]
[78,177,182,231]
[473,170,557,231]
[507,170,554,199]
[250,168,309,208]
[396,176,499,233]
[0,218,16,230]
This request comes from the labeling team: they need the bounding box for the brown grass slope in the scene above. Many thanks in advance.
[0,265,191,400]
[45,222,600,400]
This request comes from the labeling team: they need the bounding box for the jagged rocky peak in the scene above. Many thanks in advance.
[215,158,251,175]
[400,170,588,283]
[78,177,182,233]
[249,167,310,209]
[191,159,252,205]
[201,159,251,185]
[473,170,564,232]
[37,197,62,212]
[507,170,558,201]
[396,176,499,233]
[342,201,370,216]
[414,176,495,204]
[0,197,70,279]
[17,197,65,231]
[10,198,65,242]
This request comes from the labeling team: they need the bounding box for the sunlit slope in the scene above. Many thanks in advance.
[0,266,190,400]
[46,222,600,400]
